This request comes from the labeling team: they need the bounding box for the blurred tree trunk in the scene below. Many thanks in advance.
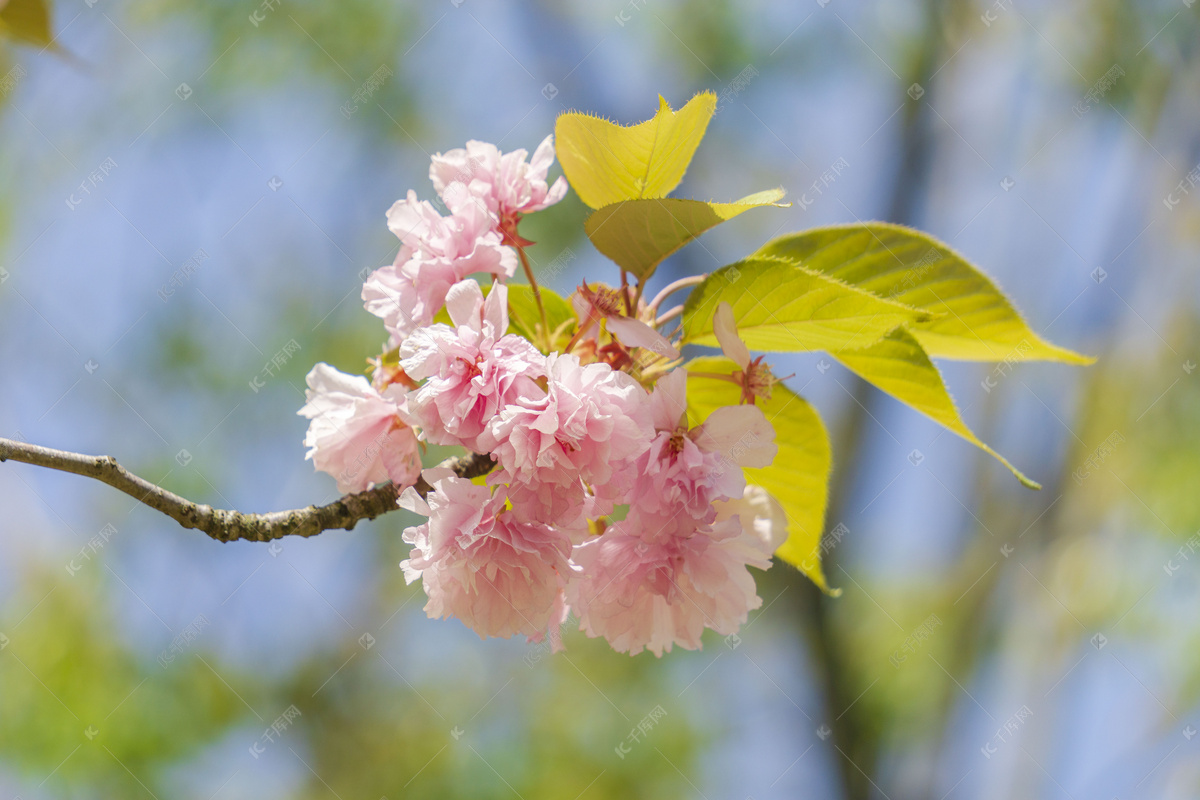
[790,1,950,797]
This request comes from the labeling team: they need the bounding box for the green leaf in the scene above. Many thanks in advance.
[834,327,1041,489]
[0,0,53,48]
[555,92,716,209]
[682,257,934,353]
[685,356,835,593]
[506,284,576,350]
[585,189,788,282]
[755,222,1093,364]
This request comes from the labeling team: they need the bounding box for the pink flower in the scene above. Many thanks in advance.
[567,516,771,657]
[572,282,681,360]
[399,280,545,451]
[429,136,568,240]
[714,485,788,558]
[400,476,575,641]
[362,193,516,340]
[483,353,654,501]
[622,369,778,540]
[713,301,776,404]
[298,363,420,494]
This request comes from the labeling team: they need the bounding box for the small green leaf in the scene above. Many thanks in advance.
[585,189,788,282]
[834,327,1041,489]
[0,0,53,48]
[682,257,933,353]
[555,92,716,209]
[506,284,575,350]
[686,356,835,592]
[756,223,1093,364]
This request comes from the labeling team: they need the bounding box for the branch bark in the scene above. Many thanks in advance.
[0,437,495,543]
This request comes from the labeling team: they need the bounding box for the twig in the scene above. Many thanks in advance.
[0,437,495,543]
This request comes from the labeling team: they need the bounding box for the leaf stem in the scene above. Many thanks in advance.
[687,371,740,385]
[647,274,706,312]
[655,304,684,327]
[516,244,551,351]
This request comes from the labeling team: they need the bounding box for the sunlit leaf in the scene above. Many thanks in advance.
[506,283,576,350]
[834,327,1041,488]
[555,92,716,209]
[585,189,788,282]
[681,257,933,353]
[0,0,53,48]
[755,223,1093,364]
[686,356,834,592]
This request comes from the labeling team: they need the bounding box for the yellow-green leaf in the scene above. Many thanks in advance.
[555,92,716,209]
[834,327,1041,489]
[585,189,788,282]
[506,284,576,351]
[0,0,53,48]
[686,356,835,593]
[682,257,934,353]
[755,222,1093,364]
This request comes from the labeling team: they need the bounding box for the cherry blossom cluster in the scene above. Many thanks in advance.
[298,134,786,656]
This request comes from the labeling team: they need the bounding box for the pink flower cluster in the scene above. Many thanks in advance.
[299,134,785,656]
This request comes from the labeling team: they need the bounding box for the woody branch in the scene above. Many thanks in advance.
[0,437,495,543]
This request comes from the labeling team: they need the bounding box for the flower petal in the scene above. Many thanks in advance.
[713,302,750,369]
[691,404,777,468]
[607,315,681,360]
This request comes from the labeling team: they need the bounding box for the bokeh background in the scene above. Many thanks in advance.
[1,0,1198,797]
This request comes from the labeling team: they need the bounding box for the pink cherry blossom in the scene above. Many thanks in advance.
[713,301,776,404]
[714,485,788,558]
[298,363,420,494]
[572,282,681,360]
[429,136,568,235]
[399,280,545,451]
[362,193,516,340]
[622,369,778,540]
[483,353,654,499]
[400,476,575,641]
[567,516,771,657]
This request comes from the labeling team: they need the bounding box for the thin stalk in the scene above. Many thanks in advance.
[655,305,684,327]
[517,244,551,351]
[648,274,706,312]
